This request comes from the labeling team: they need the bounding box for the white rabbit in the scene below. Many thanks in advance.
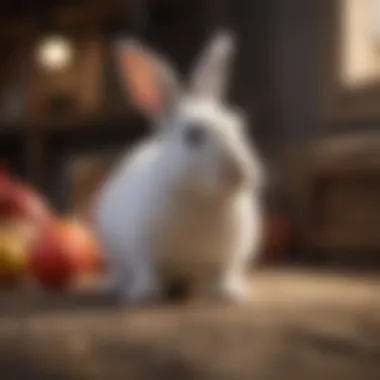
[93,31,265,304]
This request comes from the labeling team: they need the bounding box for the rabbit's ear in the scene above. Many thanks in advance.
[115,39,181,117]
[189,31,235,100]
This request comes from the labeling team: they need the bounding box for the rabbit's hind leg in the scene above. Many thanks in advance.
[209,255,252,304]
[217,270,250,304]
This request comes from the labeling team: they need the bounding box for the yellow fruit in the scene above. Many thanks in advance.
[0,230,28,283]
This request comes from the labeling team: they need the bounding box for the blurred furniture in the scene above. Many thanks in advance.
[289,133,380,264]
[261,196,294,265]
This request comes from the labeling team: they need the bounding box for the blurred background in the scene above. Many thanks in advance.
[0,1,380,380]
[1,0,380,278]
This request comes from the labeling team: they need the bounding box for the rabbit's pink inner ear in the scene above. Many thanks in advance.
[121,49,162,115]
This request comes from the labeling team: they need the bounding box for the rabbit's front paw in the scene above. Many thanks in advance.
[121,279,162,306]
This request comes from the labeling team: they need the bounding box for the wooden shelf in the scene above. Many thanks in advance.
[0,112,146,136]
[0,111,148,209]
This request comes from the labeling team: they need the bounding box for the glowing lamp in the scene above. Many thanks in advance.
[36,35,74,71]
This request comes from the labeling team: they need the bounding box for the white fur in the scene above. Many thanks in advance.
[93,32,264,304]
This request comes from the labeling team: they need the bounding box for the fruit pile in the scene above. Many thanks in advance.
[0,167,102,291]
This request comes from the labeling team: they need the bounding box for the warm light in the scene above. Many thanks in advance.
[372,0,380,40]
[36,35,74,71]
[341,0,380,87]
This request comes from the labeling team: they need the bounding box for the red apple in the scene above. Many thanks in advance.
[29,226,76,289]
[54,218,101,274]
[29,218,101,289]
[0,167,53,251]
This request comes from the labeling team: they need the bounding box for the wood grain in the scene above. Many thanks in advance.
[0,269,379,380]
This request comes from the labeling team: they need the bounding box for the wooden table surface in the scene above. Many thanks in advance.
[0,269,379,380]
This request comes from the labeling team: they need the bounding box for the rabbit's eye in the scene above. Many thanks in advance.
[183,124,206,147]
